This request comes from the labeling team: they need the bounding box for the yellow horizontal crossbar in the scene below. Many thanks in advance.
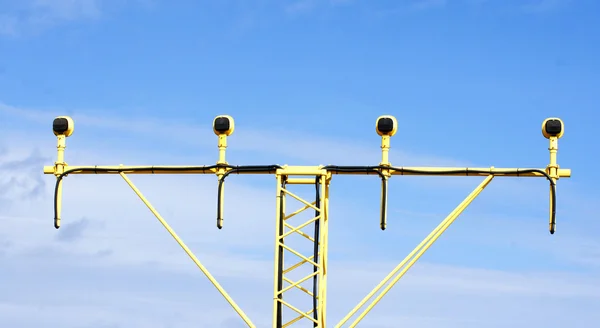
[326,167,571,178]
[44,165,219,175]
[286,178,319,184]
[43,165,571,178]
[390,167,571,177]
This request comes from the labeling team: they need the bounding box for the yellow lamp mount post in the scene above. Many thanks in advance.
[43,114,571,327]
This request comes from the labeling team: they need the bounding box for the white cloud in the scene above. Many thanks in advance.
[0,0,151,36]
[0,102,596,327]
[0,0,99,36]
[0,102,477,167]
[3,245,600,327]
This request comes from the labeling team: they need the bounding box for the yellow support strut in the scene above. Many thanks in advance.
[336,175,494,327]
[119,171,256,328]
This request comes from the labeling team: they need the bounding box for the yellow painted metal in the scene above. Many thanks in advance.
[320,178,329,325]
[44,114,572,327]
[118,172,256,327]
[387,167,571,177]
[216,129,229,228]
[273,174,284,327]
[53,135,67,228]
[278,166,328,176]
[286,178,318,185]
[380,135,391,166]
[547,136,559,233]
[218,134,228,165]
[336,175,495,327]
[42,165,572,178]
[378,134,392,230]
[273,174,329,327]
[44,165,220,175]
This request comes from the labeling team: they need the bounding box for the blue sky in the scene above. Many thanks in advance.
[0,0,599,327]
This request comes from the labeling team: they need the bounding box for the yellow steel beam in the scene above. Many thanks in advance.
[272,174,284,328]
[43,165,571,178]
[118,172,256,327]
[337,175,494,327]
[319,176,330,325]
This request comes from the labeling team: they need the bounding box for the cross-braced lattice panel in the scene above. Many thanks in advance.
[276,180,327,327]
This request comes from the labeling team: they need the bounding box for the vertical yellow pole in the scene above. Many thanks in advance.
[218,135,227,164]
[380,135,391,230]
[56,135,66,165]
[217,134,228,229]
[281,178,286,324]
[380,135,390,165]
[54,135,67,229]
[319,175,329,327]
[273,174,283,328]
[279,176,288,326]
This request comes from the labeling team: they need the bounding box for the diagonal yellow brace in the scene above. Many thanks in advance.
[282,188,321,212]
[283,309,315,327]
[283,255,315,274]
[282,216,320,240]
[279,299,319,325]
[337,175,495,327]
[283,276,314,297]
[284,202,316,221]
[280,243,320,267]
[278,271,319,296]
[119,172,256,328]
[284,221,316,242]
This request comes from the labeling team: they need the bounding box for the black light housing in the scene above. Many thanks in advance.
[213,115,235,136]
[52,116,74,137]
[542,118,564,139]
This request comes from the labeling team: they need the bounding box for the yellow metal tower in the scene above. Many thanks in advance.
[44,114,571,327]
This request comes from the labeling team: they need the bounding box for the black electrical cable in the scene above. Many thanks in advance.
[216,165,282,229]
[387,167,557,233]
[54,165,557,234]
[324,166,388,230]
[53,164,281,229]
[325,166,557,234]
[52,165,222,229]
[312,176,320,325]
